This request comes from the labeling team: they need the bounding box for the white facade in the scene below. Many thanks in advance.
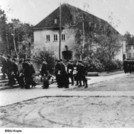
[126,45,134,59]
[33,28,126,61]
[33,28,75,59]
[115,40,126,61]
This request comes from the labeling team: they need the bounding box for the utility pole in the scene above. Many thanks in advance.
[6,33,9,53]
[59,3,62,60]
[80,15,85,60]
[11,30,17,57]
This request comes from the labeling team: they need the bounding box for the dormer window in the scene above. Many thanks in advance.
[54,19,58,24]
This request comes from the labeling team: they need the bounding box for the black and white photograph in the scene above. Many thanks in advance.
[0,0,134,132]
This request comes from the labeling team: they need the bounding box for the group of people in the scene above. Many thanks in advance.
[1,54,88,89]
[55,60,88,88]
[1,55,36,89]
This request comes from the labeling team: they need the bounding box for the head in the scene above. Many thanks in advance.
[43,60,47,64]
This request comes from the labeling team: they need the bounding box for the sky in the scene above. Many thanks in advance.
[0,0,134,35]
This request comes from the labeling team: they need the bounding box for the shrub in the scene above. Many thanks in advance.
[32,49,56,74]
[104,60,123,72]
[84,58,105,72]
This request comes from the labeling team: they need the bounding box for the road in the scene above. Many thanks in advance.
[0,73,134,127]
[0,73,129,106]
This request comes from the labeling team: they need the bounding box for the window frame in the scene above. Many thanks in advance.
[54,34,58,41]
[46,35,50,42]
[62,34,65,41]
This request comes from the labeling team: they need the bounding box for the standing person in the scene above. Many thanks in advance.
[18,59,25,88]
[73,62,78,86]
[40,60,49,89]
[67,60,74,85]
[76,61,82,87]
[6,55,15,87]
[28,58,36,88]
[60,59,69,88]
[40,60,48,77]
[55,60,62,88]
[12,58,19,84]
[77,61,88,88]
[0,54,7,79]
[23,59,31,89]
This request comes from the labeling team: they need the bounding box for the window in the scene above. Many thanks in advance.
[54,34,58,41]
[46,35,50,42]
[127,46,131,50]
[54,19,58,24]
[62,34,65,41]
[128,53,131,59]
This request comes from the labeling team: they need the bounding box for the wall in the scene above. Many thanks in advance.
[33,28,75,59]
[115,40,126,61]
[126,45,134,59]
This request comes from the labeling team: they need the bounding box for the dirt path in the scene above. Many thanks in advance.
[0,74,134,127]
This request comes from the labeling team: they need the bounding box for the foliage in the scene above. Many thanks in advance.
[0,7,7,54]
[0,6,33,56]
[83,57,122,72]
[124,32,133,43]
[32,49,56,74]
[96,34,122,61]
[6,19,33,55]
[104,60,123,72]
[83,57,104,72]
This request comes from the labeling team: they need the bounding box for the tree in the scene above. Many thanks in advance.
[124,32,133,43]
[32,48,56,74]
[95,34,122,63]
[5,19,33,57]
[0,7,8,54]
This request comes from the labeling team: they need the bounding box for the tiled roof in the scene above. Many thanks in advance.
[33,3,119,35]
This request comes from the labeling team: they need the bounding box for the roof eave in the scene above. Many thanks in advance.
[33,26,65,31]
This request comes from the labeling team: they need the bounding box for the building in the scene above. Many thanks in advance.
[126,38,134,59]
[33,3,124,60]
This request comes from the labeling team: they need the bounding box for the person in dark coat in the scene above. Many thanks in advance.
[67,60,74,85]
[76,61,88,88]
[40,60,50,89]
[28,58,36,88]
[40,61,48,77]
[0,54,7,79]
[12,58,19,84]
[60,60,69,88]
[18,59,25,88]
[23,59,31,89]
[55,60,62,88]
[6,55,15,87]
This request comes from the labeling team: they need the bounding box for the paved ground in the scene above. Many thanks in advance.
[0,73,134,127]
[0,73,129,106]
